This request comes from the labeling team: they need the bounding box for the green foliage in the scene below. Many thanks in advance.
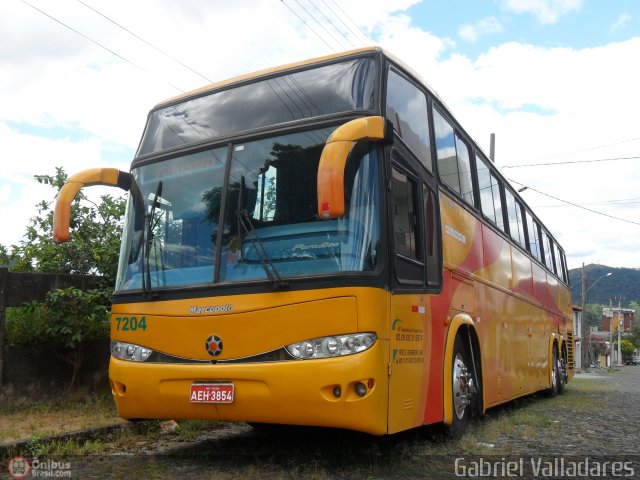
[25,286,111,389]
[630,323,640,349]
[2,167,124,389]
[616,339,635,361]
[569,264,640,306]
[4,306,48,346]
[583,303,606,328]
[10,167,126,282]
[37,287,111,348]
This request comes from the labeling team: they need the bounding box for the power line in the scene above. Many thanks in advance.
[535,200,640,208]
[291,0,346,50]
[20,0,184,93]
[326,0,370,45]
[501,155,640,169]
[319,0,368,47]
[532,136,640,162]
[506,177,640,227]
[309,0,358,49]
[76,0,213,83]
[280,0,336,52]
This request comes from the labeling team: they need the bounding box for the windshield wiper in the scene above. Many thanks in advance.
[236,209,288,290]
[235,176,288,290]
[143,181,163,297]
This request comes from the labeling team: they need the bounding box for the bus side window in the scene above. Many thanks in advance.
[391,167,420,260]
[541,229,555,273]
[525,210,542,262]
[505,189,526,248]
[385,68,432,172]
[476,155,505,232]
[553,241,566,282]
[391,161,426,287]
[432,107,474,207]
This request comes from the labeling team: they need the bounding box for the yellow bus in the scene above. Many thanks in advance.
[54,47,573,436]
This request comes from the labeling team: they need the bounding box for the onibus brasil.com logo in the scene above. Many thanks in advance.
[7,456,72,478]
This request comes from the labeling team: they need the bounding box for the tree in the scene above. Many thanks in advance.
[11,167,126,283]
[7,167,125,389]
[28,287,111,389]
[586,335,609,365]
[616,339,636,363]
[628,323,640,349]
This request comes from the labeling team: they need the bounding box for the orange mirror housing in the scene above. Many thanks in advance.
[53,168,131,244]
[317,116,388,219]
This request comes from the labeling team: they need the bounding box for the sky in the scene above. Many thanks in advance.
[1,0,639,270]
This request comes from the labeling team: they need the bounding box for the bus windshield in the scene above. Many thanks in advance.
[137,57,376,156]
[115,127,380,292]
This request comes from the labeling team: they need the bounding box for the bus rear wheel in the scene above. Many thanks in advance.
[448,335,474,438]
[547,346,559,397]
[557,348,566,394]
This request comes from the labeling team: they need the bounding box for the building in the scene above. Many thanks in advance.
[601,307,636,332]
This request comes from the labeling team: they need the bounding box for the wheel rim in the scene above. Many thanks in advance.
[551,351,557,388]
[453,352,473,419]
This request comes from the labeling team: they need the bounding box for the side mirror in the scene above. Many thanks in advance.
[317,116,390,219]
[53,168,131,243]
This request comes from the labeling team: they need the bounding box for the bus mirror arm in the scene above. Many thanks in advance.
[53,168,132,244]
[317,116,391,220]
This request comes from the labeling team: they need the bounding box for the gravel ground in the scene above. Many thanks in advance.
[2,366,640,479]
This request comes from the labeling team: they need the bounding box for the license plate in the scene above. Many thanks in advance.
[189,383,234,404]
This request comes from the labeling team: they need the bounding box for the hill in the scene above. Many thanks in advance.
[569,264,640,307]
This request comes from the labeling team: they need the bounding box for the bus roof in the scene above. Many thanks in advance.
[155,46,444,110]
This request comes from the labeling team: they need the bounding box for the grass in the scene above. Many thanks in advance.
[0,391,122,444]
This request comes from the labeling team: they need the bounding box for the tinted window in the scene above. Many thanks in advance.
[477,156,504,231]
[553,242,566,281]
[525,210,541,261]
[391,168,419,260]
[386,69,432,171]
[541,229,555,272]
[505,189,525,248]
[455,136,474,205]
[433,109,458,192]
[138,58,376,156]
[433,108,473,206]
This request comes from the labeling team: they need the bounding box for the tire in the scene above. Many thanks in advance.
[557,348,566,395]
[448,335,474,438]
[547,346,559,397]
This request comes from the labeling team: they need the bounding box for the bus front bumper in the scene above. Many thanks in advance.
[109,341,389,435]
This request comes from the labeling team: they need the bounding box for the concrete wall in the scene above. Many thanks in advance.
[0,339,110,403]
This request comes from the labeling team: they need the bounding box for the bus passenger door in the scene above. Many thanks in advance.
[387,150,440,433]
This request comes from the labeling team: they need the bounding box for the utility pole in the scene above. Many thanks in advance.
[489,133,496,162]
[609,298,613,367]
[618,297,623,366]
[581,263,587,369]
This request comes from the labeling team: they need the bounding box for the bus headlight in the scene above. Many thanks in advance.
[285,333,376,359]
[111,341,153,362]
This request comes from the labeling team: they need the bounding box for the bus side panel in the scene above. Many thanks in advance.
[424,193,484,426]
[387,293,432,434]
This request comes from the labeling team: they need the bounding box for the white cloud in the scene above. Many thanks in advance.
[459,17,504,43]
[609,13,632,32]
[375,30,640,268]
[2,0,639,270]
[501,0,583,24]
